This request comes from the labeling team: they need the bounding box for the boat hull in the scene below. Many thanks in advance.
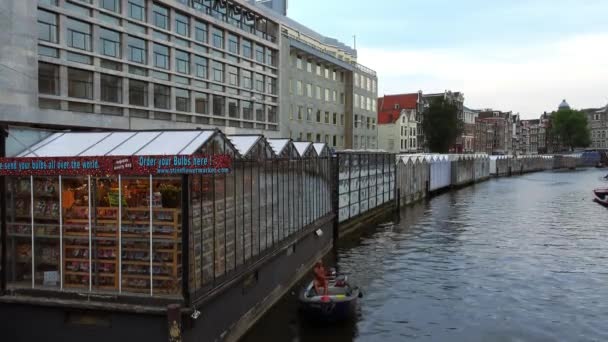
[593,188,608,207]
[298,280,360,322]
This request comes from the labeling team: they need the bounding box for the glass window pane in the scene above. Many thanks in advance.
[68,68,93,99]
[38,62,60,95]
[129,79,148,107]
[128,36,147,64]
[101,74,122,103]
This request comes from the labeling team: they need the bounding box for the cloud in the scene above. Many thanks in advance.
[358,33,608,118]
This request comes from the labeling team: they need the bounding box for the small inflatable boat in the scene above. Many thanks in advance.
[298,270,361,321]
[593,188,608,207]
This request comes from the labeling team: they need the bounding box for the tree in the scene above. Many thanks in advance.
[421,98,462,153]
[550,108,591,151]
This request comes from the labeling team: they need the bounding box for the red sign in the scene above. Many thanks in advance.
[0,154,233,176]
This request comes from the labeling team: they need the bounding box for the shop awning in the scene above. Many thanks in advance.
[15,130,218,157]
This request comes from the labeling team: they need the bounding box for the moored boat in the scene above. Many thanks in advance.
[298,271,361,321]
[593,188,608,207]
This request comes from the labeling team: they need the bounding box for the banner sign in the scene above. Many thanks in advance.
[0,154,232,176]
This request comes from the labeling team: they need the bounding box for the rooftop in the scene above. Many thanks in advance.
[377,93,420,124]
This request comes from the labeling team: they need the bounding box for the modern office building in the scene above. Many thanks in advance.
[1,0,287,136]
[248,0,379,149]
[0,0,378,150]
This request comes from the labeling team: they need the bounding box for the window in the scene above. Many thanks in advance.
[101,0,120,12]
[228,66,238,86]
[194,56,207,79]
[307,133,313,141]
[325,88,330,101]
[255,45,264,63]
[129,79,148,106]
[99,27,121,58]
[316,110,321,123]
[296,81,303,96]
[66,18,91,51]
[268,77,276,95]
[268,106,277,123]
[212,27,223,49]
[307,60,312,72]
[194,92,208,114]
[213,96,225,116]
[255,73,264,92]
[101,74,122,103]
[242,70,252,89]
[128,0,145,21]
[333,113,337,125]
[325,111,330,124]
[242,101,253,120]
[340,114,345,126]
[175,12,189,36]
[354,94,359,108]
[333,135,337,147]
[212,61,224,82]
[354,115,359,128]
[194,20,207,43]
[128,36,146,63]
[255,103,265,121]
[38,62,59,95]
[154,84,170,109]
[324,67,329,79]
[228,98,239,118]
[297,106,303,120]
[316,86,321,100]
[38,10,58,43]
[242,39,252,59]
[333,90,337,102]
[306,108,312,121]
[153,4,169,30]
[228,34,238,54]
[333,70,337,81]
[154,43,170,69]
[340,93,345,105]
[266,49,275,66]
[175,50,190,74]
[175,88,190,112]
[316,64,321,76]
[68,68,93,99]
[316,134,321,143]
[296,56,302,69]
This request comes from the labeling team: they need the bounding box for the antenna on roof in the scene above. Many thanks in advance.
[353,35,356,50]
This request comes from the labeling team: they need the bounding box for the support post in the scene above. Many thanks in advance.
[181,175,190,305]
[0,126,7,294]
[331,154,339,247]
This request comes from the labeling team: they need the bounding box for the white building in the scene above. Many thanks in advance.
[377,93,421,153]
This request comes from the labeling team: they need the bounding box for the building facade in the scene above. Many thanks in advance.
[475,109,513,155]
[1,0,378,150]
[1,0,285,134]
[587,104,608,149]
[461,106,478,153]
[376,93,420,153]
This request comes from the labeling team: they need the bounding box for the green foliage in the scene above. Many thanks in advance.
[550,108,591,150]
[421,98,462,153]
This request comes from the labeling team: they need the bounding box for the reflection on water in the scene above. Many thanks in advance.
[242,169,608,342]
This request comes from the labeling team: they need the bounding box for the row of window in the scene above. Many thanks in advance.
[354,73,376,93]
[295,56,344,82]
[38,62,277,122]
[353,115,377,130]
[591,130,607,138]
[38,7,276,70]
[353,135,377,150]
[291,80,343,104]
[42,0,276,43]
[354,94,376,112]
[401,126,416,137]
[400,138,418,150]
[290,106,345,126]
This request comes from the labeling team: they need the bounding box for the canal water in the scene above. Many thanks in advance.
[242,169,608,342]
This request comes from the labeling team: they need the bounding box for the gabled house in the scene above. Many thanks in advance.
[376,93,421,153]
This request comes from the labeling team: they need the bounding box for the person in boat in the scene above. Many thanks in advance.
[313,261,329,296]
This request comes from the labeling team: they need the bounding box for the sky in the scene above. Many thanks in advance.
[288,0,608,119]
